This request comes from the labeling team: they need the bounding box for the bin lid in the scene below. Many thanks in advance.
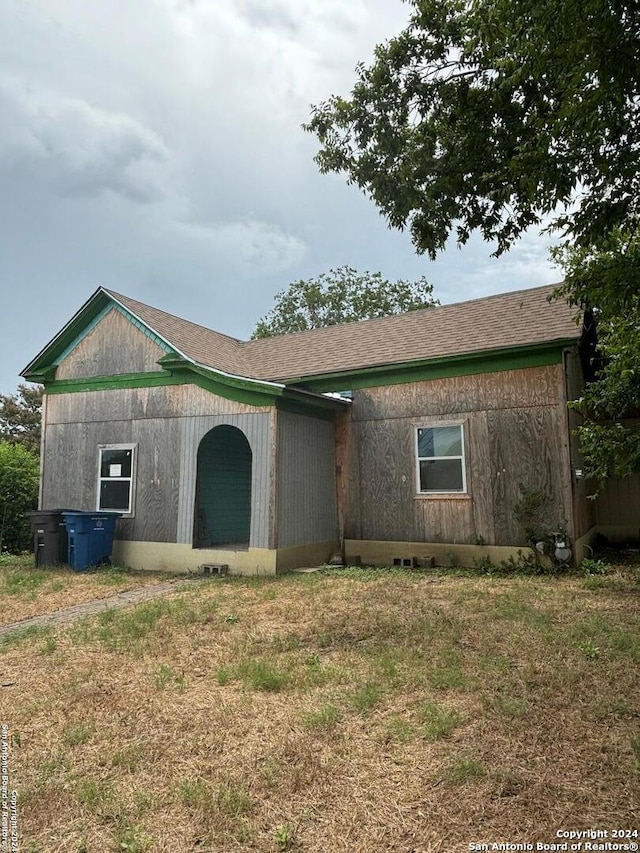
[61,511,122,518]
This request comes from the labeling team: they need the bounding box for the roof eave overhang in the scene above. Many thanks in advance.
[282,338,580,393]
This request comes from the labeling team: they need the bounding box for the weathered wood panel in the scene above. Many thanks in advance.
[276,412,337,548]
[41,421,136,542]
[56,308,167,379]
[176,413,271,549]
[334,410,352,548]
[352,363,564,422]
[487,406,569,545]
[41,412,270,547]
[348,412,491,544]
[596,474,640,528]
[563,348,596,538]
[46,384,264,424]
[413,497,475,544]
[467,411,496,545]
[130,417,181,543]
[346,360,574,546]
[355,417,416,542]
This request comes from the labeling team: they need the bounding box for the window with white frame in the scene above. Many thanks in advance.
[97,445,136,514]
[415,424,466,493]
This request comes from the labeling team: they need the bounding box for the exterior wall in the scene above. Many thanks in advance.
[344,363,574,548]
[345,539,538,569]
[41,385,272,550]
[177,412,271,549]
[595,473,640,542]
[111,541,278,576]
[276,411,338,548]
[563,347,596,540]
[55,308,167,378]
[110,540,338,575]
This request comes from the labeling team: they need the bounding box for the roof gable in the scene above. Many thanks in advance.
[55,307,168,380]
[23,283,582,390]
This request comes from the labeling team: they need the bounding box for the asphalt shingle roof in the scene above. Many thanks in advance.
[107,283,581,385]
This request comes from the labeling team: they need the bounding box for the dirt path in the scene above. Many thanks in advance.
[0,578,205,640]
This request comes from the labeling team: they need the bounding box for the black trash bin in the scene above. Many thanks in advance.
[28,509,73,567]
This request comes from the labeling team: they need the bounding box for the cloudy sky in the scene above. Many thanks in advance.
[0,0,559,394]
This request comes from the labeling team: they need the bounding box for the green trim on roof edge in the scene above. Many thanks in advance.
[42,365,347,416]
[22,289,175,379]
[290,340,575,393]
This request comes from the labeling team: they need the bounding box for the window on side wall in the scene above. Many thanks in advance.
[415,424,466,494]
[97,444,137,515]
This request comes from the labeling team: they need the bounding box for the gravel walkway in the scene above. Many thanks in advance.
[0,578,205,640]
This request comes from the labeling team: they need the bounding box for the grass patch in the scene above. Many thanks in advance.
[179,777,212,810]
[302,703,342,731]
[235,657,290,691]
[154,663,185,690]
[63,722,95,747]
[5,568,639,851]
[382,716,415,744]
[349,682,384,714]
[217,779,251,818]
[440,755,487,784]
[2,568,50,597]
[419,700,460,740]
[0,624,52,652]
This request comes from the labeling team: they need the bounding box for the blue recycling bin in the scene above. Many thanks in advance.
[62,511,121,571]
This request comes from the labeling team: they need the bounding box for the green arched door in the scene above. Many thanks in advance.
[193,426,252,548]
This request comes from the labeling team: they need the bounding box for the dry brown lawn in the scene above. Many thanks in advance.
[0,554,174,626]
[1,562,638,853]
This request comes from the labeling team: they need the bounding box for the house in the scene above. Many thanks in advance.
[22,283,604,574]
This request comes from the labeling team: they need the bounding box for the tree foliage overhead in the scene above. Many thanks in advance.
[252,267,437,338]
[0,384,43,454]
[553,230,640,483]
[306,0,640,258]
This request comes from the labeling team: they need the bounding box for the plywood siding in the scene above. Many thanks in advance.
[352,364,562,421]
[347,363,573,546]
[563,348,596,538]
[55,308,167,378]
[276,412,337,548]
[46,384,263,424]
[595,472,640,531]
[41,386,272,548]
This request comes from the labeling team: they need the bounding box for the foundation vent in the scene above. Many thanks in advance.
[393,557,414,568]
[200,563,229,577]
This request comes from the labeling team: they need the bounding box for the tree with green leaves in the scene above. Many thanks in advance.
[252,267,437,338]
[305,0,639,258]
[0,441,39,553]
[0,384,43,454]
[553,231,640,483]
[306,0,640,485]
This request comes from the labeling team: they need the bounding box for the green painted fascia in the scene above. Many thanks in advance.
[44,370,278,407]
[43,364,346,416]
[45,372,182,395]
[23,290,174,379]
[288,340,575,393]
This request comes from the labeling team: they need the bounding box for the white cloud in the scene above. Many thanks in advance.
[0,77,170,202]
[171,216,308,272]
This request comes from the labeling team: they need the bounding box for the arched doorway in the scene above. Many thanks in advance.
[193,425,252,549]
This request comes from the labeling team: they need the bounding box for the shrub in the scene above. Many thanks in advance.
[0,441,39,553]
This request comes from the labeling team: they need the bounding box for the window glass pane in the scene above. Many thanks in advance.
[99,480,131,511]
[100,448,132,478]
[417,426,462,458]
[419,459,464,492]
